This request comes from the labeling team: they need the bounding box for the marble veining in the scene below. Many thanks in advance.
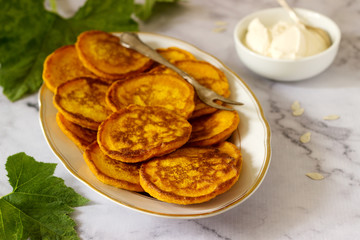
[1,0,360,239]
[26,101,39,111]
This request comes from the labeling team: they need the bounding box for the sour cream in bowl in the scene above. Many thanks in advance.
[233,8,341,81]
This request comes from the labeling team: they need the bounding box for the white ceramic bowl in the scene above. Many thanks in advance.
[233,8,341,81]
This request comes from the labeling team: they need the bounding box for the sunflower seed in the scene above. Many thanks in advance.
[292,108,305,116]
[214,21,228,26]
[306,172,324,180]
[291,101,304,116]
[323,115,340,120]
[212,27,226,33]
[291,101,301,111]
[300,132,311,143]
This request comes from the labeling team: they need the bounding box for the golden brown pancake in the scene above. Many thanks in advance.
[140,141,242,205]
[83,142,143,192]
[97,105,192,163]
[76,30,153,79]
[175,60,230,118]
[106,73,195,119]
[53,78,112,130]
[42,45,96,92]
[190,78,226,118]
[56,112,97,151]
[148,60,230,118]
[188,109,240,146]
[157,47,196,62]
[176,60,228,86]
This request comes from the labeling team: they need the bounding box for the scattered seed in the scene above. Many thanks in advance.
[323,114,340,120]
[214,21,228,26]
[212,27,226,33]
[291,101,304,116]
[292,108,305,116]
[291,101,301,111]
[300,132,311,143]
[306,172,324,180]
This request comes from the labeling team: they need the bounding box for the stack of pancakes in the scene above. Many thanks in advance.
[43,30,242,205]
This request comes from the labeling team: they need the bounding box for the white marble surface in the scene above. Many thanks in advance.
[1,0,360,239]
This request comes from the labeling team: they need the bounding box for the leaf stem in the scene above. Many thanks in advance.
[50,0,57,13]
[0,193,12,199]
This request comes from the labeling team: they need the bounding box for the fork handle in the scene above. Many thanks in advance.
[119,32,205,90]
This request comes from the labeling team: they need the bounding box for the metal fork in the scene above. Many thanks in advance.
[119,32,243,111]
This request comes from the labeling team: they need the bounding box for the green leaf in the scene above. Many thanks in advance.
[69,0,138,33]
[0,152,89,240]
[0,0,179,101]
[0,0,58,101]
[0,0,138,101]
[135,0,178,21]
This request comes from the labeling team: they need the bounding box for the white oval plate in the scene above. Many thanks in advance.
[39,32,271,219]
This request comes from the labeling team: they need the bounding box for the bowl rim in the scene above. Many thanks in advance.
[233,7,341,62]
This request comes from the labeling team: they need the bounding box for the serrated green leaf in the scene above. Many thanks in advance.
[0,0,138,101]
[0,0,58,101]
[70,0,138,33]
[135,0,178,21]
[0,0,179,101]
[0,152,88,240]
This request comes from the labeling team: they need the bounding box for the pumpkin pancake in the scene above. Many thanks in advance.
[42,45,96,92]
[140,141,242,205]
[97,105,192,163]
[84,142,143,192]
[106,73,195,119]
[76,30,153,79]
[176,60,228,85]
[56,113,97,151]
[157,47,196,63]
[175,60,230,118]
[191,78,227,118]
[54,78,112,130]
[148,60,230,118]
[148,64,169,74]
[188,109,240,146]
